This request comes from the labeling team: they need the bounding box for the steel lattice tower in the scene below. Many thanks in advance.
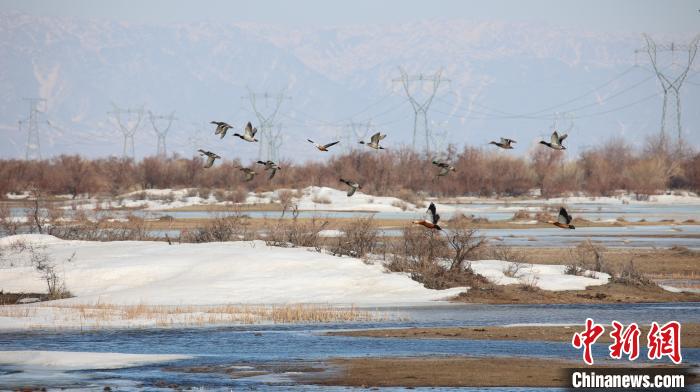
[242,88,291,161]
[148,111,176,158]
[393,68,449,152]
[341,120,373,152]
[109,103,144,159]
[20,98,46,160]
[636,34,700,144]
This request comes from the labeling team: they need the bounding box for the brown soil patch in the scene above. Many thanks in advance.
[327,323,700,348]
[515,247,700,279]
[305,356,696,388]
[456,282,700,304]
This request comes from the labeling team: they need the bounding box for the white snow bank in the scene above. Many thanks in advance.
[247,186,425,213]
[659,285,700,294]
[470,260,609,291]
[319,229,345,237]
[0,351,189,370]
[0,235,465,306]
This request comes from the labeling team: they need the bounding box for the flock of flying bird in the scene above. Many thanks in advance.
[199,121,576,231]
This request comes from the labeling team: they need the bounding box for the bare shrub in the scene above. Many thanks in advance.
[311,195,332,204]
[212,189,226,202]
[511,209,531,220]
[395,188,422,206]
[387,226,490,290]
[3,241,74,300]
[503,262,526,278]
[391,200,409,211]
[182,211,249,243]
[226,188,248,203]
[613,259,654,286]
[330,216,378,258]
[264,217,328,249]
[567,239,607,274]
[520,272,540,292]
[0,204,22,236]
[447,220,487,272]
[277,190,295,217]
[50,214,151,242]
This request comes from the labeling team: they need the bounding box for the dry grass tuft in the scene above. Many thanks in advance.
[0,303,381,329]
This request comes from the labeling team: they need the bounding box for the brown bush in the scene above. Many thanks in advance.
[0,137,695,199]
[330,216,379,259]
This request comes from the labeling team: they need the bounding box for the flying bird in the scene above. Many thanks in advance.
[489,137,516,149]
[237,167,257,182]
[359,132,387,150]
[339,178,361,197]
[412,202,442,230]
[432,159,456,178]
[308,139,340,152]
[233,122,258,142]
[210,121,233,139]
[256,160,281,180]
[198,149,221,168]
[547,207,575,229]
[540,131,568,150]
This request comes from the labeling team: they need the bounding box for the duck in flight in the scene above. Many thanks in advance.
[256,160,281,180]
[540,131,568,150]
[547,207,575,229]
[233,122,258,142]
[308,139,340,152]
[237,167,257,182]
[489,137,516,149]
[432,160,456,178]
[412,202,442,230]
[339,178,361,196]
[359,132,387,150]
[198,149,220,168]
[210,121,233,139]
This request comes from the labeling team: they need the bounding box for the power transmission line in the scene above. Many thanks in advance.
[393,67,449,152]
[148,111,176,158]
[636,33,700,143]
[109,103,144,159]
[242,88,291,161]
[20,98,46,160]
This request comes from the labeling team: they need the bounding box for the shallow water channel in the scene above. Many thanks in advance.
[1,302,699,391]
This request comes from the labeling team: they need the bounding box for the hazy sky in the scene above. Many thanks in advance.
[1,0,698,33]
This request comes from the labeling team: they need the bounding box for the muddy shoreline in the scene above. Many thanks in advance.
[327,322,700,348]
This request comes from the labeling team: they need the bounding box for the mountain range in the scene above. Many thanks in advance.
[1,10,698,161]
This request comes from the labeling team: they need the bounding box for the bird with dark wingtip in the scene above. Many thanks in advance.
[237,167,257,182]
[233,122,258,142]
[210,121,233,139]
[547,207,575,229]
[198,149,221,168]
[339,178,361,196]
[359,132,387,150]
[431,159,456,178]
[540,131,568,150]
[308,139,340,152]
[256,160,281,180]
[489,137,516,149]
[412,202,442,230]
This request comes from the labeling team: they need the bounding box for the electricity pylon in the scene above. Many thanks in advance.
[187,122,206,156]
[393,68,449,153]
[268,123,284,162]
[636,34,700,144]
[148,111,176,158]
[341,119,373,152]
[20,98,46,160]
[241,88,291,160]
[109,103,144,159]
